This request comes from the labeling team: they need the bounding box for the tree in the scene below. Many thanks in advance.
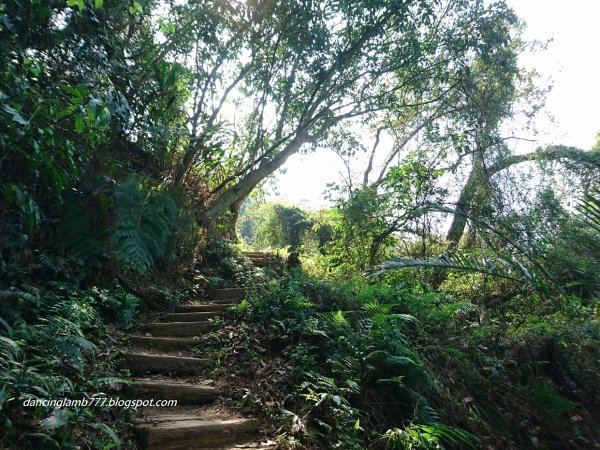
[0,0,141,228]
[239,202,312,251]
[444,145,600,250]
[149,0,525,225]
[330,154,445,270]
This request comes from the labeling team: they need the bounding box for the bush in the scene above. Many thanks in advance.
[0,255,136,449]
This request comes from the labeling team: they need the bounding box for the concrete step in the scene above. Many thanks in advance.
[165,311,226,322]
[125,352,207,373]
[143,321,214,337]
[129,336,199,352]
[243,252,271,258]
[209,288,245,300]
[137,417,259,450]
[175,303,238,313]
[205,443,277,450]
[129,379,220,404]
[201,298,245,305]
[247,258,271,268]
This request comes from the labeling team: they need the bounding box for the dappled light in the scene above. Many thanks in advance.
[1,0,599,449]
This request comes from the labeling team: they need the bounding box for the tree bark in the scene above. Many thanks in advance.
[446,145,599,248]
[200,130,310,225]
[445,158,484,249]
[433,145,599,289]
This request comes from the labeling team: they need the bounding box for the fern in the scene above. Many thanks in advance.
[371,251,537,286]
[58,205,110,261]
[383,423,478,449]
[577,187,600,234]
[112,175,177,274]
[331,310,349,327]
[362,301,392,315]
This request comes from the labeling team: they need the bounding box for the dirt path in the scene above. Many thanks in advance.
[123,288,275,450]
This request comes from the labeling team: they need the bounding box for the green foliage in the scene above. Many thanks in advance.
[112,175,177,274]
[383,424,478,449]
[519,383,574,416]
[238,201,315,251]
[321,153,446,274]
[577,186,600,235]
[242,272,462,448]
[57,178,115,263]
[0,0,134,233]
[200,238,258,286]
[515,188,600,297]
[373,251,541,290]
[0,0,598,448]
[0,256,135,449]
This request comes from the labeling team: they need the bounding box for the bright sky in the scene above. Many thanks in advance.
[269,0,600,209]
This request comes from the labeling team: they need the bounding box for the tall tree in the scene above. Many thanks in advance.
[152,0,526,224]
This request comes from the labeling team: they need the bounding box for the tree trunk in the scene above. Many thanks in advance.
[200,131,310,225]
[225,196,246,241]
[433,145,598,289]
[432,156,486,289]
[445,158,484,248]
[445,145,599,249]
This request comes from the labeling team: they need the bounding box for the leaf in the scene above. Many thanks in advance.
[41,409,69,429]
[90,423,121,450]
[2,104,28,125]
[132,1,143,13]
[88,98,102,118]
[0,385,9,413]
[67,0,84,11]
[0,14,16,32]
[94,0,103,9]
[96,107,111,127]
[57,105,77,118]
[74,116,84,134]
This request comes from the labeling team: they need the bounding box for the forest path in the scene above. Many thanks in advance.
[123,288,274,450]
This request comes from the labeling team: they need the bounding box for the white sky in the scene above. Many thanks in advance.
[268,0,600,209]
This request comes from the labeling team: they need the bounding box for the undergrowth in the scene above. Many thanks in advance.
[0,254,139,449]
[202,266,600,449]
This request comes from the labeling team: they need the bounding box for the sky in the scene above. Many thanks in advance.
[268,0,600,209]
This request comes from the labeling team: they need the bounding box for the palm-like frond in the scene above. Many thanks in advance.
[577,187,600,233]
[371,252,532,284]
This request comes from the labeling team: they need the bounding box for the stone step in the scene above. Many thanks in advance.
[129,336,199,352]
[165,311,226,322]
[125,352,207,373]
[248,258,271,268]
[137,417,259,450]
[201,298,244,305]
[128,379,220,404]
[209,288,245,300]
[205,443,277,450]
[175,303,238,313]
[143,321,214,337]
[243,252,270,258]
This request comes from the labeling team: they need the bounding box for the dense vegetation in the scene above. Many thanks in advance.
[0,0,599,448]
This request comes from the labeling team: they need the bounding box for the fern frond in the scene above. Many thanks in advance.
[362,302,391,315]
[330,310,349,327]
[112,175,177,274]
